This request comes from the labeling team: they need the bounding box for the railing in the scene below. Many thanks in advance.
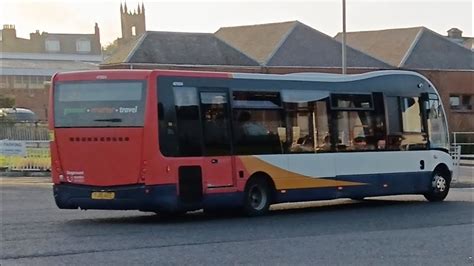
[0,140,50,171]
[449,145,461,181]
[0,123,51,172]
[452,132,474,164]
[0,122,49,141]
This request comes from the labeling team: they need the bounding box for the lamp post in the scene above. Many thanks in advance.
[342,0,347,74]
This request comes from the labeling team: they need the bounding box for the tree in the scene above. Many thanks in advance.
[0,96,15,108]
[102,39,119,57]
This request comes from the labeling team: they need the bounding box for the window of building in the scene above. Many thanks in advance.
[76,39,91,53]
[0,76,8,88]
[233,91,283,155]
[14,76,27,84]
[450,94,473,111]
[450,95,460,109]
[461,95,473,110]
[45,38,60,52]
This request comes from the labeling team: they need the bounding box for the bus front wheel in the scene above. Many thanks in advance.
[243,178,271,216]
[424,169,450,202]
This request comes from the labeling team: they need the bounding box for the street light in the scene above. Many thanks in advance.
[342,0,347,75]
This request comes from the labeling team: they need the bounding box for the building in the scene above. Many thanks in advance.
[334,27,473,132]
[102,21,389,73]
[0,24,101,121]
[120,2,146,42]
[446,28,474,50]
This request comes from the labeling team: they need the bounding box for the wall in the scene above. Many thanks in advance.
[419,70,474,132]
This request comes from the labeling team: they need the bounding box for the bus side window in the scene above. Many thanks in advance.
[281,90,331,153]
[232,91,283,155]
[385,96,402,150]
[399,96,427,150]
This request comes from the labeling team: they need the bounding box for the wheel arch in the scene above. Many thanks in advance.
[433,163,452,181]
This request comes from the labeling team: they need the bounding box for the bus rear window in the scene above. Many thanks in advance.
[54,81,145,127]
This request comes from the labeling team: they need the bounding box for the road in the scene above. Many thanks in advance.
[1,178,473,265]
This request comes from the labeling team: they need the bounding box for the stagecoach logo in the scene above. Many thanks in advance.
[66,171,85,183]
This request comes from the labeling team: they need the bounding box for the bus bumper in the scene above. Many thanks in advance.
[53,183,179,212]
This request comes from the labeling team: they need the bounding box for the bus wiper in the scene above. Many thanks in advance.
[93,118,122,122]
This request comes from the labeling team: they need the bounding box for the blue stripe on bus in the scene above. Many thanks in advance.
[54,171,433,212]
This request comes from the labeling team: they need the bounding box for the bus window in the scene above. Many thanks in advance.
[400,97,427,150]
[282,90,331,153]
[331,93,381,151]
[173,87,203,157]
[54,81,145,128]
[232,91,283,155]
[426,93,449,150]
[200,91,232,156]
[336,111,376,151]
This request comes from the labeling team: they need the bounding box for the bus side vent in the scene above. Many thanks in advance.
[178,166,203,204]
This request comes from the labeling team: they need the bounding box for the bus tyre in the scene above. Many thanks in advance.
[424,170,450,202]
[243,178,271,217]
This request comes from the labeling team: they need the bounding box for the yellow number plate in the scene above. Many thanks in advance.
[91,191,115,200]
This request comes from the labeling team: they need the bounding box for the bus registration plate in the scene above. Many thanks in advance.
[91,191,115,200]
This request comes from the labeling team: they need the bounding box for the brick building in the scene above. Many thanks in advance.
[0,24,101,120]
[335,27,473,132]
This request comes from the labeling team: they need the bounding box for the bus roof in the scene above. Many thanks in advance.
[54,69,430,85]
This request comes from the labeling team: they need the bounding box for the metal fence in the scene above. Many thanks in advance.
[0,140,50,171]
[452,132,474,160]
[0,122,49,141]
[0,123,51,171]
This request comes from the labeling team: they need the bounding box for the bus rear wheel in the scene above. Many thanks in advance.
[424,170,450,202]
[243,178,271,216]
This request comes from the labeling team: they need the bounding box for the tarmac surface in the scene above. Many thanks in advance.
[1,176,473,265]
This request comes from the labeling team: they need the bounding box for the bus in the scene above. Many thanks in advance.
[50,70,453,216]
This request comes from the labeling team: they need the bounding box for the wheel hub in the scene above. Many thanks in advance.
[432,174,446,192]
[249,185,266,210]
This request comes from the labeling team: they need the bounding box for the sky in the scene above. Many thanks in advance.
[0,0,472,46]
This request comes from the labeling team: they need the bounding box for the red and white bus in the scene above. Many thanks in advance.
[50,70,453,216]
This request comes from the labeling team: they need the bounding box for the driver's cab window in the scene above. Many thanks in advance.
[400,96,427,150]
[426,93,449,150]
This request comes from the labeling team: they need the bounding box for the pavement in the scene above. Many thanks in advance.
[453,166,473,187]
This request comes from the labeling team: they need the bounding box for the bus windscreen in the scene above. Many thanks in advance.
[54,81,145,127]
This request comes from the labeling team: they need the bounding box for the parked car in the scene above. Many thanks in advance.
[0,108,39,123]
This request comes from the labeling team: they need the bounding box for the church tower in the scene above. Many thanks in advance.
[120,2,146,40]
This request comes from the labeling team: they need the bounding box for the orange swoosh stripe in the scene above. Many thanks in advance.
[239,156,366,190]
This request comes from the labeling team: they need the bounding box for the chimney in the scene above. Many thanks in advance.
[2,24,17,41]
[447,28,462,39]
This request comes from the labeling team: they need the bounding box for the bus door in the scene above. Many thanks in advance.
[199,90,235,189]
